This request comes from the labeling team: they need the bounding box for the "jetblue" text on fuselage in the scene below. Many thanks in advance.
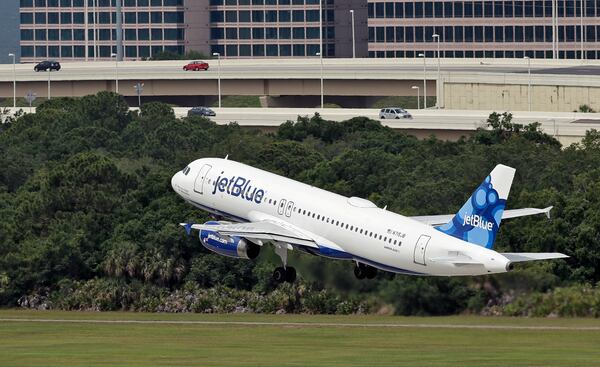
[212,172,265,204]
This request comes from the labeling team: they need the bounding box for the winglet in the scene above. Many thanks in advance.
[180,223,194,236]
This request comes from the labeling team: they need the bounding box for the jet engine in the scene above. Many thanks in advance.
[199,222,260,259]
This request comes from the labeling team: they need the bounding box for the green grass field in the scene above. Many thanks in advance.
[1,310,599,367]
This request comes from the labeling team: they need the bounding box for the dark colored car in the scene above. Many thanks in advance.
[34,60,61,72]
[183,61,209,71]
[188,106,216,117]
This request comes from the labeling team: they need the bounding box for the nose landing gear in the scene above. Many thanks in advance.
[354,263,378,280]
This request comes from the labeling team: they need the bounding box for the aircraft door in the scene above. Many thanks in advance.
[285,201,294,217]
[413,235,430,266]
[194,164,212,194]
[278,199,287,215]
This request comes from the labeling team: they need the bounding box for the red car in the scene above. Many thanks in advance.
[183,61,209,71]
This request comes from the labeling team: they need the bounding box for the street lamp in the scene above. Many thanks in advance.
[47,66,52,100]
[212,52,221,108]
[524,56,531,111]
[316,52,323,108]
[349,10,356,58]
[111,52,119,93]
[412,85,420,110]
[580,0,584,61]
[432,34,440,109]
[8,53,15,109]
[418,53,426,109]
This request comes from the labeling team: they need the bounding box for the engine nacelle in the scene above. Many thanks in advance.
[199,222,260,259]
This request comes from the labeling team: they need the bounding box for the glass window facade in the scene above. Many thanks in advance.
[208,0,336,58]
[20,1,185,61]
[367,0,600,59]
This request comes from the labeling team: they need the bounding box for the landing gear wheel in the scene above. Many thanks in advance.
[354,265,367,280]
[273,267,287,283]
[366,266,378,279]
[285,267,296,283]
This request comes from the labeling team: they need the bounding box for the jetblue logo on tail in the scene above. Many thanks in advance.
[435,165,515,249]
[463,214,493,231]
[212,172,265,204]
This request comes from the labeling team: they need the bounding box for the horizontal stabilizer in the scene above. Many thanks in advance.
[429,256,483,266]
[502,252,569,263]
[412,206,553,227]
[501,206,553,220]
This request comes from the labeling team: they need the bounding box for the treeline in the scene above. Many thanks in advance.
[2,92,600,316]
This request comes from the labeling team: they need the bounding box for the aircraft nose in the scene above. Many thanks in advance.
[171,171,180,192]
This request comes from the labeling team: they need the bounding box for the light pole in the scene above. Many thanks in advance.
[524,56,531,111]
[111,53,119,93]
[134,82,144,107]
[316,52,324,108]
[418,53,426,109]
[412,86,420,110]
[350,9,356,58]
[319,0,323,61]
[8,53,15,109]
[47,68,51,100]
[432,34,440,109]
[580,0,584,60]
[212,52,221,108]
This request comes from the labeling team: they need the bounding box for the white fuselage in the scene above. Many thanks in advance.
[171,158,511,276]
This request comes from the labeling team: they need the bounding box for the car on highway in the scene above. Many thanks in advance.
[379,107,412,119]
[183,61,209,71]
[188,106,216,117]
[34,60,61,72]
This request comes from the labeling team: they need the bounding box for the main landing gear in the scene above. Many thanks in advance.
[273,266,296,283]
[354,262,378,280]
[272,242,297,283]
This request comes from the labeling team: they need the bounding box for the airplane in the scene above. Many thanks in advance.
[171,157,568,283]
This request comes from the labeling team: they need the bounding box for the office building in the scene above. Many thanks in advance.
[20,0,600,61]
[367,1,600,59]
[19,0,367,61]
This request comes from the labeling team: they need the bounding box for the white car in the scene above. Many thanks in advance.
[379,107,412,119]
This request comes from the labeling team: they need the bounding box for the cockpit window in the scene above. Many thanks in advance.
[182,166,191,175]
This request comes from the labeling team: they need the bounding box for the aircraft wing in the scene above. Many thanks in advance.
[410,206,553,226]
[181,220,319,249]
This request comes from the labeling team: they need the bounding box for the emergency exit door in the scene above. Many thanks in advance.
[413,235,430,266]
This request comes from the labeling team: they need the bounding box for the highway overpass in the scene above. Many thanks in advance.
[4,106,598,146]
[2,59,600,111]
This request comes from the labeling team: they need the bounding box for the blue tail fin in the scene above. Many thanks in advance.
[435,164,515,249]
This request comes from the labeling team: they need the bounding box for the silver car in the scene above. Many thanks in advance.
[379,107,412,119]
